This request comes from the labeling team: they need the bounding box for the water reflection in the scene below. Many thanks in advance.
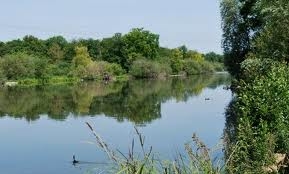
[0,73,230,125]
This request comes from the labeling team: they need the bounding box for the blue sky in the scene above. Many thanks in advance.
[0,0,222,53]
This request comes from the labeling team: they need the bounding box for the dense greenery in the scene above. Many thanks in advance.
[221,0,289,173]
[0,29,224,85]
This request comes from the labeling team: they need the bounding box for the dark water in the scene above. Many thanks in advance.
[0,73,231,174]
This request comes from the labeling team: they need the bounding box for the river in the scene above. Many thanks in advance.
[0,73,231,174]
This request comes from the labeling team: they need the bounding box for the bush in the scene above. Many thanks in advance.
[130,59,171,78]
[73,61,125,80]
[240,58,277,83]
[212,62,224,72]
[182,60,215,75]
[0,53,36,80]
[47,62,72,77]
[170,56,184,74]
[199,61,214,73]
[103,62,125,76]
[183,59,201,75]
[226,61,289,172]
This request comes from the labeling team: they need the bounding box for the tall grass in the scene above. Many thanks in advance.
[85,122,230,174]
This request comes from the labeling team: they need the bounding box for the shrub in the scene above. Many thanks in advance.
[212,62,224,72]
[182,60,215,75]
[74,61,126,80]
[170,56,184,74]
[130,59,171,78]
[226,61,289,172]
[0,53,35,80]
[103,62,125,76]
[183,59,201,75]
[47,62,72,77]
[199,61,214,73]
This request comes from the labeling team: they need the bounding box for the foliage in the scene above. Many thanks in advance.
[46,61,72,77]
[251,0,289,62]
[100,33,124,65]
[185,50,205,62]
[47,42,65,62]
[0,53,36,80]
[122,28,159,60]
[0,29,222,85]
[220,0,262,77]
[84,61,125,80]
[211,62,225,72]
[170,49,184,74]
[221,1,289,172]
[72,46,92,68]
[225,60,289,173]
[130,59,171,79]
[77,38,101,60]
[182,59,201,75]
[204,52,224,63]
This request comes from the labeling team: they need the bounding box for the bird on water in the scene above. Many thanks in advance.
[73,155,79,164]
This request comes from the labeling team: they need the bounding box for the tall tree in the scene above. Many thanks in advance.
[22,35,46,57]
[100,33,124,65]
[251,0,289,62]
[122,28,159,68]
[221,0,261,77]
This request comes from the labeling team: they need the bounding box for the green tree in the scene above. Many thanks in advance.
[204,52,224,63]
[0,53,35,80]
[170,48,183,74]
[72,46,92,68]
[185,50,204,62]
[77,39,101,60]
[2,39,24,55]
[100,33,124,65]
[251,0,289,62]
[178,45,188,58]
[0,42,4,57]
[122,28,160,69]
[47,43,64,62]
[22,35,46,57]
[45,36,67,62]
[34,58,49,81]
[220,0,262,77]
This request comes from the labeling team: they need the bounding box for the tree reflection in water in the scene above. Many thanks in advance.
[0,73,230,125]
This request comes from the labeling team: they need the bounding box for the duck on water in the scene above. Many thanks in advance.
[72,155,79,164]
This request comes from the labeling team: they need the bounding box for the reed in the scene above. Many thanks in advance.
[85,122,230,174]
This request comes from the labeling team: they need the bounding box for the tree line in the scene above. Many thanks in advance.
[0,28,224,84]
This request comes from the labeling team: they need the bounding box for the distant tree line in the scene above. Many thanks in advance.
[0,28,224,84]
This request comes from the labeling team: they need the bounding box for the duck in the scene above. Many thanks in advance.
[73,155,79,164]
[205,98,211,101]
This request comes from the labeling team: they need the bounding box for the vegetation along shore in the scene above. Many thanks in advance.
[0,28,224,86]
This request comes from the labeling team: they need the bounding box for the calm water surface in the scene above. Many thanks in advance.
[0,74,231,174]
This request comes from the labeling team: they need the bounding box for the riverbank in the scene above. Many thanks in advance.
[1,70,227,87]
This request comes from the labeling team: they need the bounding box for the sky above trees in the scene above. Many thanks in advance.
[0,0,222,53]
